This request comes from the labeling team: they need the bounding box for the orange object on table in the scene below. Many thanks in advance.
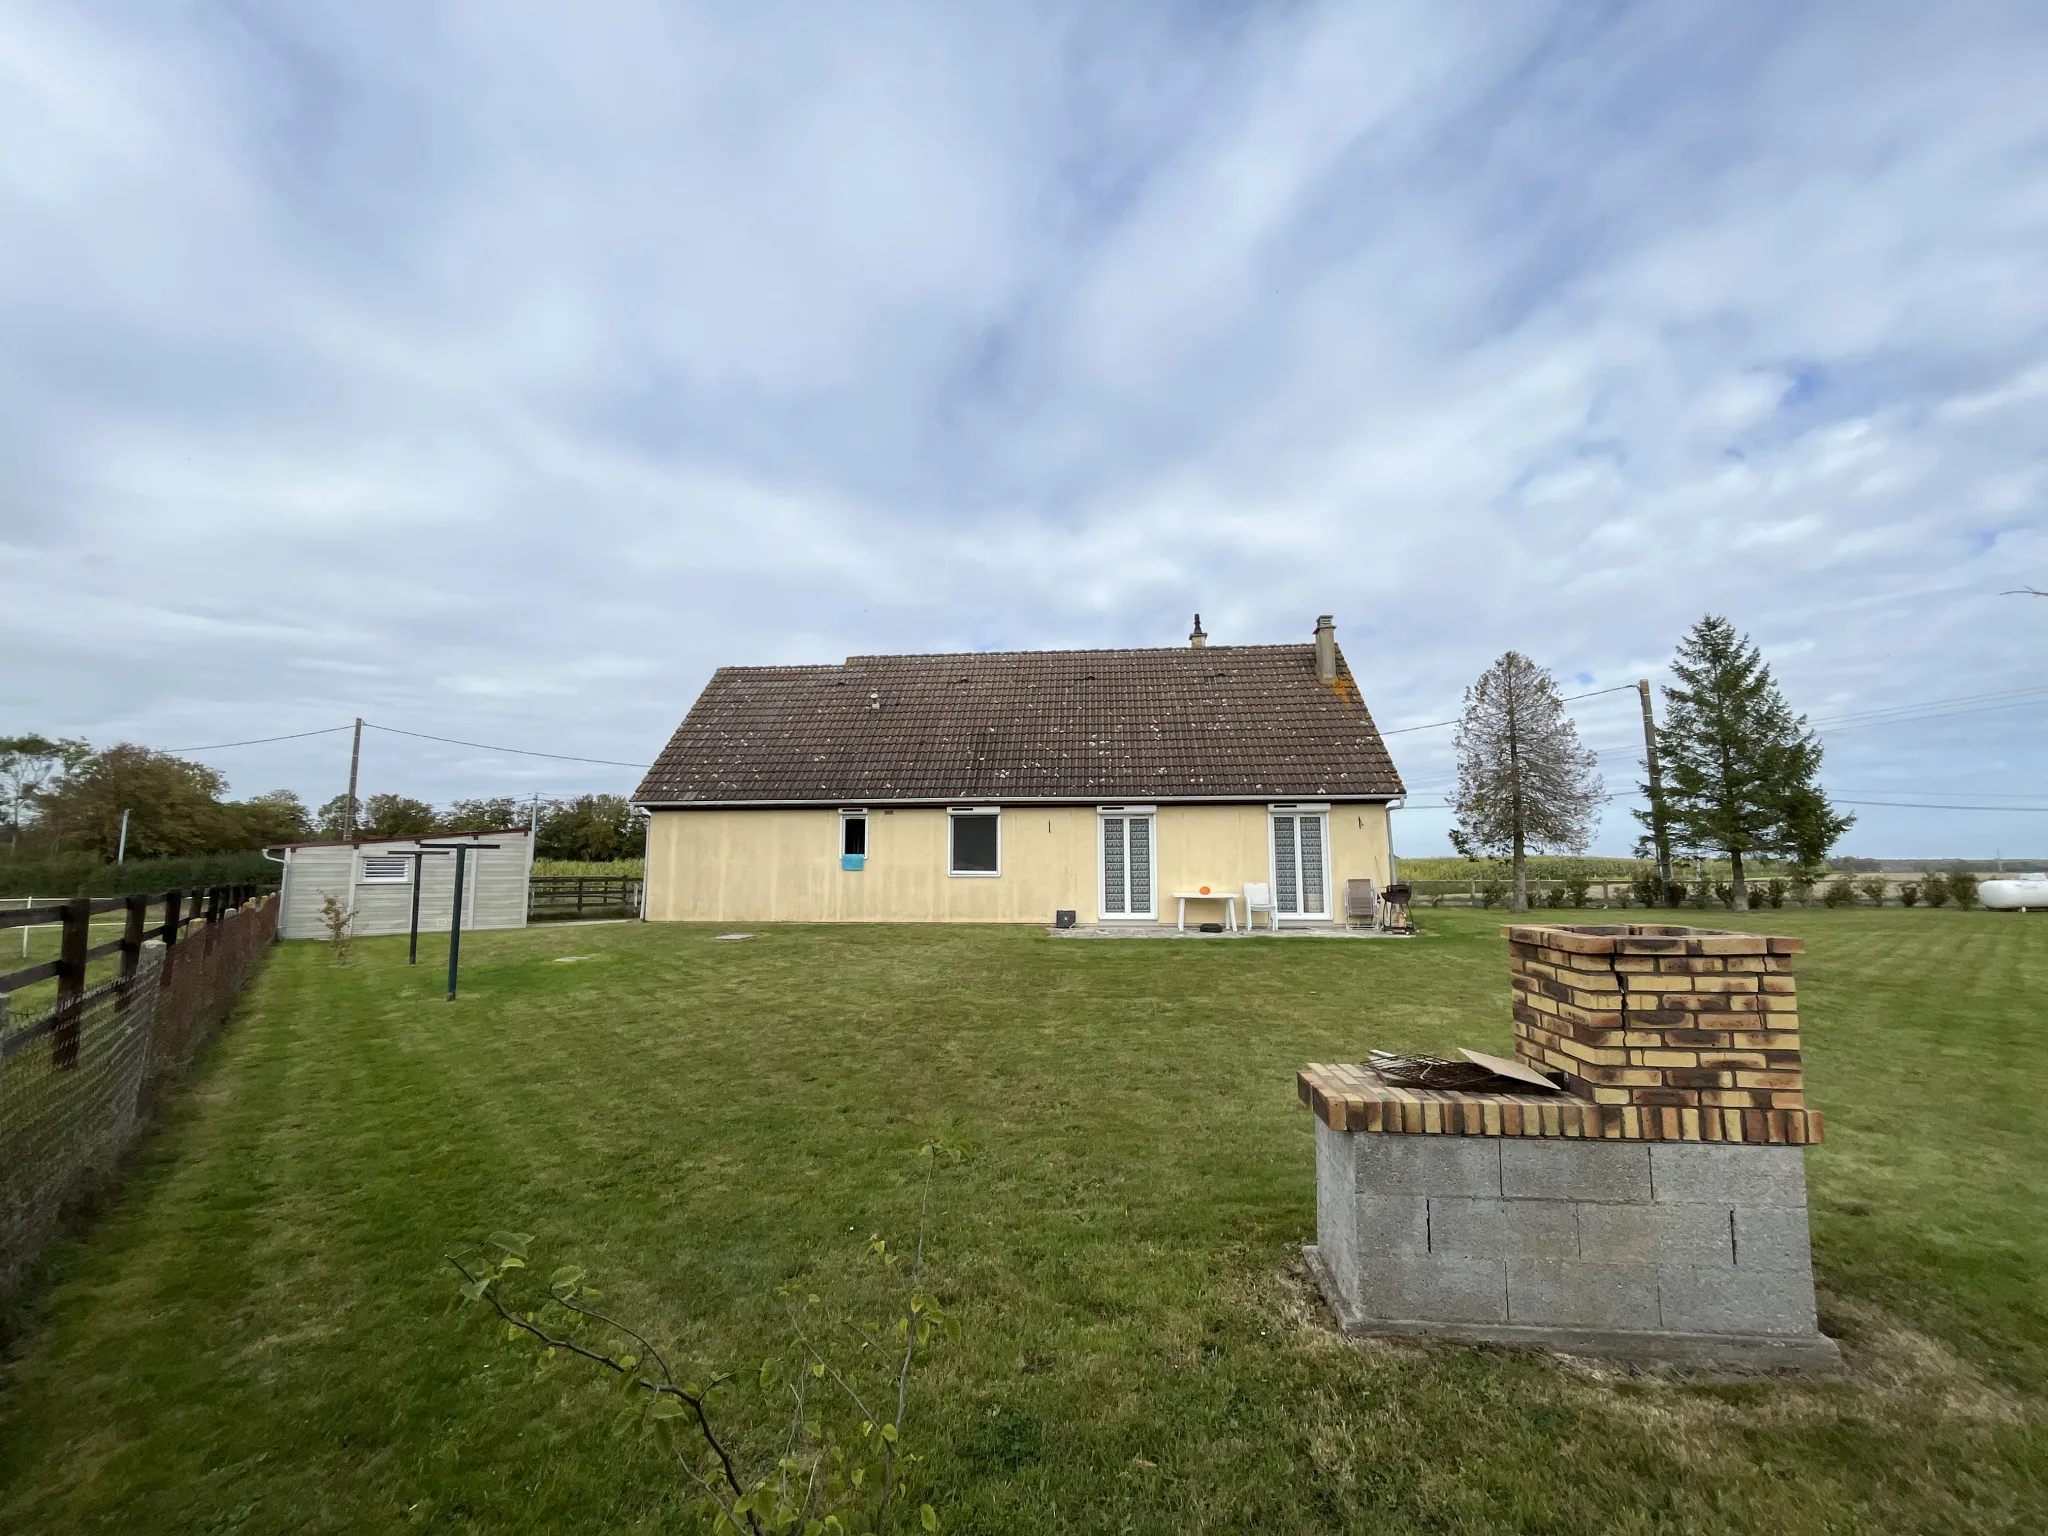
[1199,885,1210,894]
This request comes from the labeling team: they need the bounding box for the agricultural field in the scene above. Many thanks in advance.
[530,858,644,879]
[1,910,2044,1532]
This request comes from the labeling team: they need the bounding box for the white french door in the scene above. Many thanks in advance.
[1270,808,1329,919]
[1098,809,1156,920]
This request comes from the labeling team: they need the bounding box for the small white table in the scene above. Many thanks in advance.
[1173,892,1239,932]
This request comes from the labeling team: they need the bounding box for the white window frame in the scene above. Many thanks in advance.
[359,854,412,884]
[1096,805,1158,921]
[1268,803,1331,921]
[946,806,1002,877]
[839,808,869,859]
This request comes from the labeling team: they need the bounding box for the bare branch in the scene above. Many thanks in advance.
[877,1150,939,1536]
[787,1325,881,1424]
[554,1291,676,1387]
[447,1255,758,1532]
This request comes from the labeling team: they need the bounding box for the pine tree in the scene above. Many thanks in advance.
[1450,652,1604,913]
[1643,616,1852,911]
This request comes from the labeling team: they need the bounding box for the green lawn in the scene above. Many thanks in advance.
[2,910,2044,1533]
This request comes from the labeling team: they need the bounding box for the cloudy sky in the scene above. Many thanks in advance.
[3,1,2045,857]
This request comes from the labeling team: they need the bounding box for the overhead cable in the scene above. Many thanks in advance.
[167,724,356,752]
[1378,682,1636,737]
[364,722,648,769]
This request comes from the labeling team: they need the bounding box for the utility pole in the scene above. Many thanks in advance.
[345,717,363,840]
[1638,680,1673,903]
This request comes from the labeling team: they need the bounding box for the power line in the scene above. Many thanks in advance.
[1835,798,2048,812]
[167,725,356,752]
[363,722,648,769]
[1378,682,1636,736]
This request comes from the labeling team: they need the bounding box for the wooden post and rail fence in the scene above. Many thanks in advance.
[0,884,268,1067]
[526,875,642,920]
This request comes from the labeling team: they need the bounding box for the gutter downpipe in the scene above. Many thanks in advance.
[638,810,651,922]
[1385,796,1405,885]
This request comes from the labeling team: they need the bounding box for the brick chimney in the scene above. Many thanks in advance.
[1314,615,1336,683]
[1189,613,1207,648]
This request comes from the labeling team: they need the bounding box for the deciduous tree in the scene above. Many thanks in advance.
[223,789,314,848]
[314,794,359,840]
[537,793,644,862]
[358,793,438,840]
[1641,615,1851,911]
[1450,653,1603,913]
[440,797,527,833]
[0,734,90,852]
[30,744,229,858]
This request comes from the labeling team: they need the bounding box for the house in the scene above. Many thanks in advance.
[265,827,534,940]
[632,616,1405,926]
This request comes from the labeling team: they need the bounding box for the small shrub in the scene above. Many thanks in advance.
[1765,878,1788,909]
[1712,881,1734,909]
[1478,874,1508,909]
[1629,870,1663,908]
[1921,873,1951,908]
[1667,881,1688,908]
[318,893,355,964]
[1898,883,1920,908]
[1822,876,1857,908]
[1687,881,1710,909]
[1613,885,1634,909]
[1857,876,1890,907]
[1788,875,1816,907]
[1950,870,1980,910]
[1562,872,1592,908]
[1541,884,1567,909]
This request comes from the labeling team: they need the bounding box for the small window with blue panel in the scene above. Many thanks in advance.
[840,811,867,871]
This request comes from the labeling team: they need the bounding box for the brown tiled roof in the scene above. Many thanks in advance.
[634,644,1405,806]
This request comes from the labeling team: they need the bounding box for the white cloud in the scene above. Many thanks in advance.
[2,0,2045,853]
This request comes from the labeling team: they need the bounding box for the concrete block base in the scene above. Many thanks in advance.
[1303,1245,1843,1372]
[1312,1123,1842,1372]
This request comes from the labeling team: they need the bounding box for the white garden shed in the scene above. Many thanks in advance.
[266,828,533,940]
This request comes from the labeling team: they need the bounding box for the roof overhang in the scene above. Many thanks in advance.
[261,826,531,852]
[633,794,1403,810]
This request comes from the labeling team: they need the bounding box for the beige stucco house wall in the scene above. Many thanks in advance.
[644,802,1391,925]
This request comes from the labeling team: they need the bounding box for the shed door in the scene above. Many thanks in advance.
[1271,812,1329,919]
[1099,813,1155,920]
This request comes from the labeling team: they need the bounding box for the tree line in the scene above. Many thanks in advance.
[1448,614,1851,914]
[0,738,645,864]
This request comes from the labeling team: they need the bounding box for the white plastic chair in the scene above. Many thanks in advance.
[1243,880,1280,932]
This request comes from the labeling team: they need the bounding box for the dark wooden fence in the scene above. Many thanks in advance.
[0,885,268,1060]
[528,876,642,920]
[2,885,279,1298]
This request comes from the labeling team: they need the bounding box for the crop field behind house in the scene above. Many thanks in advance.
[1,910,2044,1532]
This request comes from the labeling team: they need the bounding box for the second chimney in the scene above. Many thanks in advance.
[1314,614,1336,682]
[1189,613,1207,648]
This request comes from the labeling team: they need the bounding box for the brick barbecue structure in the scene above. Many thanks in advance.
[1509,923,1819,1143]
[1301,923,1840,1369]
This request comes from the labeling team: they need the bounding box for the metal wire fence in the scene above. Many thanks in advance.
[0,893,278,1299]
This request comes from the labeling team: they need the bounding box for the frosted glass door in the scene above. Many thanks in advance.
[1271,813,1328,918]
[1100,814,1155,918]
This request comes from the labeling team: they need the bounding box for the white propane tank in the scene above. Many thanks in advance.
[1979,873,2048,911]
